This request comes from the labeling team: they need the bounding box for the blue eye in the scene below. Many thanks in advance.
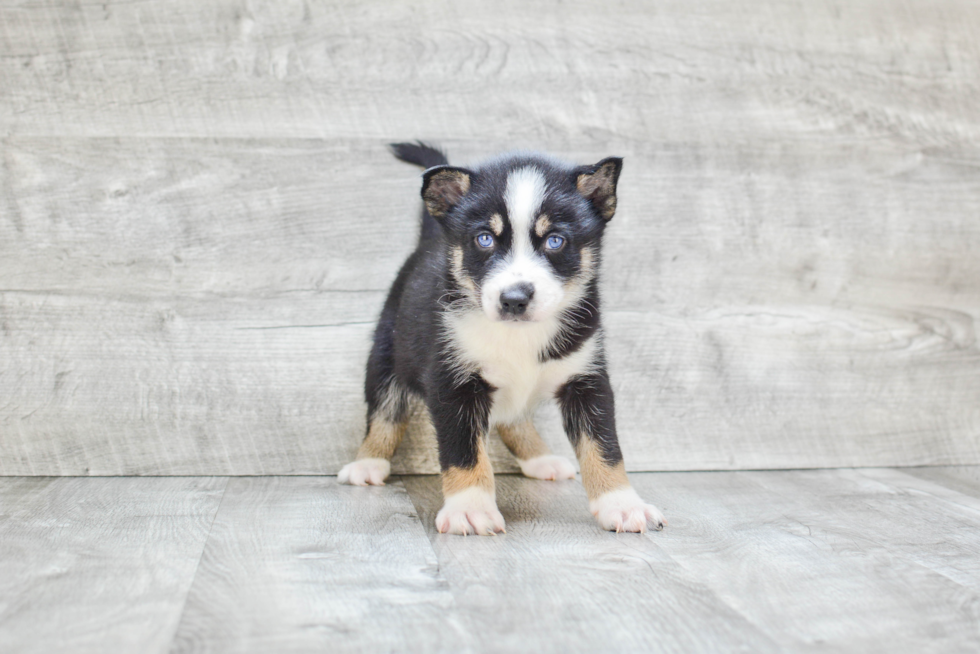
[476,233,494,248]
[545,234,565,250]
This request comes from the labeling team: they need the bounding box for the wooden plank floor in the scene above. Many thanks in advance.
[1,469,978,653]
[0,477,227,654]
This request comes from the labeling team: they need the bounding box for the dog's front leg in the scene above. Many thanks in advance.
[558,371,666,533]
[428,371,505,536]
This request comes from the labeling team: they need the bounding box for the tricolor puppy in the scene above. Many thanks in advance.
[338,142,666,535]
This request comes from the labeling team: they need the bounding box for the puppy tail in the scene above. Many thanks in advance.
[389,141,449,169]
[389,141,450,242]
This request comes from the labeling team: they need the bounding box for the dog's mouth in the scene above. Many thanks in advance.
[497,311,535,323]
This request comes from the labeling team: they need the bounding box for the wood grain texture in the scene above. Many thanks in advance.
[632,469,980,652]
[2,0,980,474]
[902,465,980,499]
[1,469,979,652]
[401,474,782,654]
[2,139,977,474]
[168,476,461,654]
[2,1,979,143]
[403,468,980,653]
[0,476,226,654]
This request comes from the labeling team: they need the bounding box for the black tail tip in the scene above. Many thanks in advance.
[389,141,449,169]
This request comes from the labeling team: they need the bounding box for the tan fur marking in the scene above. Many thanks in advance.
[356,418,407,460]
[489,213,504,236]
[579,246,596,278]
[534,213,552,237]
[497,421,551,461]
[603,196,617,217]
[576,161,619,220]
[562,245,597,296]
[424,169,471,218]
[442,437,495,496]
[454,172,471,195]
[576,163,616,196]
[451,246,477,293]
[575,437,630,500]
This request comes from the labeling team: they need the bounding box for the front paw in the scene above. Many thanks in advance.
[590,488,666,533]
[337,458,390,486]
[518,454,576,481]
[435,487,506,536]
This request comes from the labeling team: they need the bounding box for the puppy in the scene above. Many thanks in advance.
[338,142,666,535]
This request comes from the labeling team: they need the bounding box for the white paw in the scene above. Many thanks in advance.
[519,454,576,481]
[590,488,666,533]
[435,487,506,536]
[337,458,390,486]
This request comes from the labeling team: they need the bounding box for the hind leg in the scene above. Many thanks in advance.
[338,381,408,486]
[497,421,575,481]
[339,323,409,486]
[338,406,407,485]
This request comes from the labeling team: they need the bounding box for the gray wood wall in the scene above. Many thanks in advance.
[1,0,978,475]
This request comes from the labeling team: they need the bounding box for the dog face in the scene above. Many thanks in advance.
[422,155,622,323]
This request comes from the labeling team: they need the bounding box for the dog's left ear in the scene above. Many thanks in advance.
[574,157,623,221]
[421,166,474,222]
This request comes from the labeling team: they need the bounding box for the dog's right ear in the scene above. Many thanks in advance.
[421,166,473,221]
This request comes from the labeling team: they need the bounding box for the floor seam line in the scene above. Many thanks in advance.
[162,476,232,654]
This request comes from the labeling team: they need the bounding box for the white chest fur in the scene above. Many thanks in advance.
[445,312,599,424]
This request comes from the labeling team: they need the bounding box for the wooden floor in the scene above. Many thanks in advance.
[1,468,978,653]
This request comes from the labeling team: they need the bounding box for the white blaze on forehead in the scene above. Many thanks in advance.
[504,167,547,252]
[481,166,565,322]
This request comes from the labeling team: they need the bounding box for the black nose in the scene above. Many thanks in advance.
[500,284,534,316]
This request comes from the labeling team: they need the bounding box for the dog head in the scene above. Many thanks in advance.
[421,154,621,323]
